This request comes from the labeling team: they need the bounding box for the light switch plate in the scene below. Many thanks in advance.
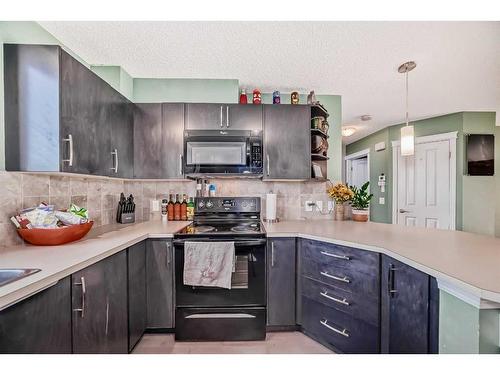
[379,197,385,205]
[328,201,334,210]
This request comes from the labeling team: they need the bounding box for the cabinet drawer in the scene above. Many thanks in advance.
[301,276,379,327]
[301,239,379,275]
[302,255,379,295]
[301,296,380,354]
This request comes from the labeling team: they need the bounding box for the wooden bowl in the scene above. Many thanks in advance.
[17,221,94,246]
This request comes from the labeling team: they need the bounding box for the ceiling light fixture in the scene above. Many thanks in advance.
[342,127,356,137]
[398,61,416,156]
[360,115,372,122]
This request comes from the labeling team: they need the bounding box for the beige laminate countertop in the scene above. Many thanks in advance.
[0,220,190,310]
[264,220,500,305]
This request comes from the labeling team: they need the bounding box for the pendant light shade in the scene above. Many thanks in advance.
[398,61,416,156]
[400,125,415,156]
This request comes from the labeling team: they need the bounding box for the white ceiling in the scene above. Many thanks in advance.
[39,21,500,144]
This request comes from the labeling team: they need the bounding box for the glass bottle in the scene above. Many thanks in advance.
[180,194,188,221]
[174,194,181,221]
[167,194,175,221]
[187,197,195,221]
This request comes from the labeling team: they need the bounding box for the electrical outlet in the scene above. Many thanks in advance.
[315,201,323,212]
[305,200,314,212]
[379,197,385,205]
[328,201,334,210]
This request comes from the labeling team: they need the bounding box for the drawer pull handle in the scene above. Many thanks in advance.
[320,291,350,306]
[320,271,350,283]
[320,251,350,260]
[320,319,350,338]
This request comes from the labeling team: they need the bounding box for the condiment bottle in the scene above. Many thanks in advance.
[167,194,175,221]
[180,194,187,221]
[161,198,168,221]
[187,197,194,220]
[174,194,181,221]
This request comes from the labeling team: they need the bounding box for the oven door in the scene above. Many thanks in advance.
[183,130,262,176]
[174,238,266,307]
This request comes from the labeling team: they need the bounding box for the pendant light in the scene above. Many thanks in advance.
[398,61,416,156]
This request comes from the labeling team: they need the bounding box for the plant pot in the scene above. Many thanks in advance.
[352,209,369,222]
[334,203,345,221]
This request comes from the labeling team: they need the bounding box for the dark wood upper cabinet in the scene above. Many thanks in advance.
[4,44,133,177]
[133,103,162,178]
[72,251,128,354]
[226,104,262,131]
[185,103,225,130]
[381,254,437,354]
[161,103,185,178]
[0,277,72,354]
[263,105,311,180]
[267,238,296,326]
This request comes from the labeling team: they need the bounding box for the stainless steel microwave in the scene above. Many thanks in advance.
[183,130,263,177]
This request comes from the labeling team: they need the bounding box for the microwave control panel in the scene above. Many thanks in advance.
[250,142,262,168]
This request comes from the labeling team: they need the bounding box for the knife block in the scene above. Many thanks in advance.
[118,212,135,224]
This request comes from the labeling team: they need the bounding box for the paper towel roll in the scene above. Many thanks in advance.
[266,193,277,221]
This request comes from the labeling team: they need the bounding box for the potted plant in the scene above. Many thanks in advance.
[326,182,354,221]
[349,182,373,222]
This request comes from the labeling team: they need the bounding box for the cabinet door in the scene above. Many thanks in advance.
[226,104,263,131]
[72,251,128,354]
[267,238,296,326]
[60,50,109,175]
[162,103,185,178]
[185,103,225,130]
[0,277,72,354]
[381,255,430,354]
[263,105,311,179]
[146,239,174,328]
[109,93,134,178]
[133,103,162,178]
[128,241,147,352]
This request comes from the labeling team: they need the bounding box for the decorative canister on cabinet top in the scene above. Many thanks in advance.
[291,91,299,104]
[272,91,280,104]
[252,89,262,104]
[239,88,248,104]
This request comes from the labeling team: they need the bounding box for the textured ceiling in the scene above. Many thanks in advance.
[39,21,500,144]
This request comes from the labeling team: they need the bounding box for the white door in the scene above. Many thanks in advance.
[396,140,452,229]
[350,157,369,188]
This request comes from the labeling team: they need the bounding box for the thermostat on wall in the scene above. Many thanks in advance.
[375,141,386,151]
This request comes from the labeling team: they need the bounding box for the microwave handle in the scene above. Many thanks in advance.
[226,106,230,128]
[220,106,224,128]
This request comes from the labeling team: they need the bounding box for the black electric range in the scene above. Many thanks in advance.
[173,197,267,341]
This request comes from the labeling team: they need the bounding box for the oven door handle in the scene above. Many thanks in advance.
[173,239,267,247]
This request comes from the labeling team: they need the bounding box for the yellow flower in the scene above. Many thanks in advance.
[326,182,354,204]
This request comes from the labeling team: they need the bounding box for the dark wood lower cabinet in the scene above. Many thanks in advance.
[0,277,72,354]
[381,254,438,354]
[267,238,296,326]
[128,241,147,351]
[72,251,128,354]
[146,239,174,329]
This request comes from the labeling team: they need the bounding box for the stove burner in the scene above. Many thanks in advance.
[231,224,259,233]
[194,225,216,233]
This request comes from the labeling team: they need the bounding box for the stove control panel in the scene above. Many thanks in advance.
[195,197,261,213]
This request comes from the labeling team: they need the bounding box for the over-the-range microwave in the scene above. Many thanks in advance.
[183,130,263,178]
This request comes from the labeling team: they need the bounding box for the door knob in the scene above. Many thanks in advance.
[399,209,411,213]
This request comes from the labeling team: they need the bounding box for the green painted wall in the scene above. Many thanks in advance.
[439,290,500,354]
[91,65,134,101]
[346,112,498,236]
[133,78,239,103]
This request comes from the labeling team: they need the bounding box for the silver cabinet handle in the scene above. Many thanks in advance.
[399,209,411,213]
[63,134,73,166]
[266,154,270,176]
[320,271,350,283]
[73,276,86,318]
[110,149,118,173]
[186,313,256,319]
[271,241,275,267]
[320,251,350,260]
[166,242,171,266]
[105,298,110,335]
[179,154,183,176]
[226,105,230,128]
[320,291,350,306]
[220,105,223,128]
[320,319,350,338]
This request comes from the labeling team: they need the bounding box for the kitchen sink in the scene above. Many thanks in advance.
[0,268,41,287]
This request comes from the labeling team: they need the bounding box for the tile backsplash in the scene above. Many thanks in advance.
[0,171,333,247]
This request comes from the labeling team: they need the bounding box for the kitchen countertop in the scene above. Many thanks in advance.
[2,218,500,311]
[264,220,500,306]
[0,220,190,310]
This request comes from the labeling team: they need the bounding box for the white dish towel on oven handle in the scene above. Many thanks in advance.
[183,241,235,289]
